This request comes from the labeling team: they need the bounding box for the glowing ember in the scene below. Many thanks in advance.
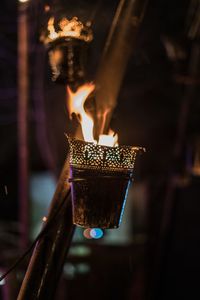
[67,83,118,147]
[41,16,93,44]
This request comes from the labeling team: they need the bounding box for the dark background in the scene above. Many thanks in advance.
[1,0,200,299]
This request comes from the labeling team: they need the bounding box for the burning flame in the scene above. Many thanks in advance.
[67,83,118,147]
[41,16,93,44]
[99,129,118,147]
[67,83,95,143]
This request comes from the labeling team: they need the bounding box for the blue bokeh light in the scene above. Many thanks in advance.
[90,228,104,239]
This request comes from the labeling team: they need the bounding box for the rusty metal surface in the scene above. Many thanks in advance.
[70,167,131,228]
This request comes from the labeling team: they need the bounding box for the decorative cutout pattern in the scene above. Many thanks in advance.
[67,137,145,172]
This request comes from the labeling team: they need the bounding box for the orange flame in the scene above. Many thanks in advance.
[48,17,59,40]
[67,83,118,147]
[67,83,95,143]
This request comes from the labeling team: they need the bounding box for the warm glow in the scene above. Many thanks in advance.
[48,17,59,40]
[44,5,50,12]
[59,17,84,38]
[192,149,200,176]
[97,109,110,135]
[67,83,118,147]
[41,17,93,44]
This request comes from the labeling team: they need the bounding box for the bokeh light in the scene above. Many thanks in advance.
[83,228,92,239]
[90,228,104,239]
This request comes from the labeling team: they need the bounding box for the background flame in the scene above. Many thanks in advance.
[41,16,93,44]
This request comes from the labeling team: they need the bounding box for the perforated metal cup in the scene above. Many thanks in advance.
[67,137,145,229]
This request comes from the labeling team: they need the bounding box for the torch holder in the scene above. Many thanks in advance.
[68,137,144,229]
[47,37,89,85]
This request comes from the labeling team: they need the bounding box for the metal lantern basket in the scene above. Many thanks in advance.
[47,37,88,84]
[67,137,145,229]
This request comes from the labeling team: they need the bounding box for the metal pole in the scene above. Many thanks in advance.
[18,1,29,250]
